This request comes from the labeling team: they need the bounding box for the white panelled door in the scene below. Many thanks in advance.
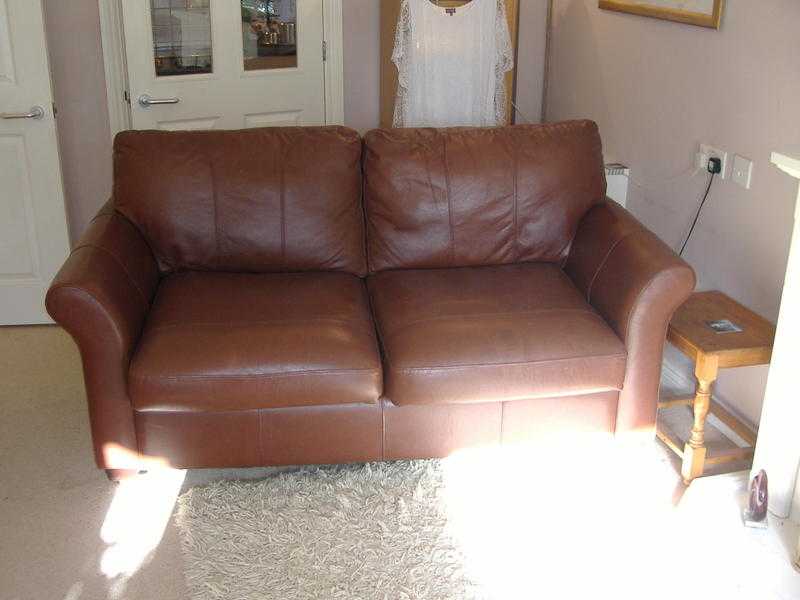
[122,0,326,130]
[0,0,70,324]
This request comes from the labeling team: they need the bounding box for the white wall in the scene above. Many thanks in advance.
[546,0,800,426]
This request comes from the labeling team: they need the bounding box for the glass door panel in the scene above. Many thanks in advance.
[241,0,297,71]
[151,0,213,76]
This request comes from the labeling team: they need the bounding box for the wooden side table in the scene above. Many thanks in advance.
[657,291,775,484]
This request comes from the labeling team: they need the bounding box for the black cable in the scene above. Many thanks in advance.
[679,172,716,257]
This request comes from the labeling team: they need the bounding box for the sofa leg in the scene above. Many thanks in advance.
[105,469,143,482]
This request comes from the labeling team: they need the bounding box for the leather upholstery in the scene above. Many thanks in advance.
[46,203,158,469]
[136,403,383,468]
[130,271,382,412]
[382,400,502,460]
[368,263,627,406]
[133,392,618,468]
[565,199,696,436]
[363,120,606,272]
[113,126,366,275]
[385,391,618,460]
[47,122,696,471]
[500,391,618,445]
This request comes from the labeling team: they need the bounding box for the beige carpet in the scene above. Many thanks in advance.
[3,324,785,600]
[0,326,191,600]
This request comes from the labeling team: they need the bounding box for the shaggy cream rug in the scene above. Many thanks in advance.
[175,442,687,600]
[177,461,481,599]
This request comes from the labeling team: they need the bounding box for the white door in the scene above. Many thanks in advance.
[0,0,70,325]
[122,0,326,131]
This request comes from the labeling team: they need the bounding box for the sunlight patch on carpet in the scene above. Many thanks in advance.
[101,468,186,580]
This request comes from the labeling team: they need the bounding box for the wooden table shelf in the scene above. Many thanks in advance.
[658,291,775,484]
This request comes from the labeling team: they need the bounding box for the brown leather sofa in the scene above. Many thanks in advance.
[46,120,695,479]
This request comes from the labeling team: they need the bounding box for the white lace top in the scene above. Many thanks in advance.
[392,0,514,127]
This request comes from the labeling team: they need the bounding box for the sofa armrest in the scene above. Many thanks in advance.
[564,199,696,438]
[46,203,159,469]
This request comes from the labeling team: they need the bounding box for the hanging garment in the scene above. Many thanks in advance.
[392,0,514,127]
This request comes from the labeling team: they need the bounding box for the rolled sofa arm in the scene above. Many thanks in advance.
[564,199,696,438]
[46,203,159,469]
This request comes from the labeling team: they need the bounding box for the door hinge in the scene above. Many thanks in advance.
[322,40,327,62]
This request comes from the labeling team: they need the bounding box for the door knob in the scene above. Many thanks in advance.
[1,106,45,120]
[138,94,180,107]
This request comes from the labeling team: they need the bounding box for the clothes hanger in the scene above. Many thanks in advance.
[429,0,474,7]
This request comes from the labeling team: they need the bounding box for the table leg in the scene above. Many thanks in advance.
[682,354,719,484]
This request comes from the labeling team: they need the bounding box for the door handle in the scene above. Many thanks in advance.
[1,106,45,120]
[138,94,180,107]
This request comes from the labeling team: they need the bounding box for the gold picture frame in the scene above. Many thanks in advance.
[599,0,724,29]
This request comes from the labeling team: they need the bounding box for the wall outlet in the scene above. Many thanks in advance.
[731,154,754,189]
[696,144,728,179]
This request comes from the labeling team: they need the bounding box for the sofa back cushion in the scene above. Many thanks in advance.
[113,126,366,276]
[363,120,606,272]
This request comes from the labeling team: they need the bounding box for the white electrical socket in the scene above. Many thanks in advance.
[696,144,728,179]
[731,154,754,189]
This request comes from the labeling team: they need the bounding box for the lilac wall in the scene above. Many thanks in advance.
[341,0,380,133]
[546,0,800,424]
[43,0,113,242]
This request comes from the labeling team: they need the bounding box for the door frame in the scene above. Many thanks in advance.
[98,0,344,138]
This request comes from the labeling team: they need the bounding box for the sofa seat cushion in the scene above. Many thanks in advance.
[367,263,627,406]
[130,271,382,412]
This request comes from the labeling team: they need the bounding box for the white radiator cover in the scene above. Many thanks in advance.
[605,163,630,208]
